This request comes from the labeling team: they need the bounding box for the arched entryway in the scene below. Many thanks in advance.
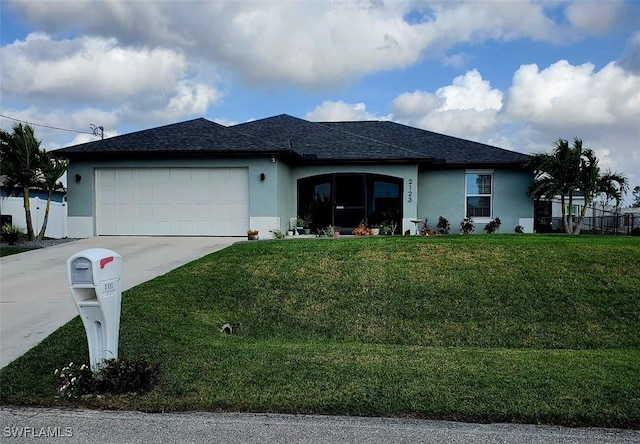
[297,173,403,234]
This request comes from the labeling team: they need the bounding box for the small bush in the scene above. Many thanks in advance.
[436,216,451,235]
[484,217,502,234]
[270,229,286,239]
[1,224,24,245]
[460,217,474,234]
[515,225,525,234]
[54,362,94,400]
[55,358,160,399]
[95,358,160,394]
[352,223,371,236]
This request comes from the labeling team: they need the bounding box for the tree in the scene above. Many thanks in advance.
[573,148,627,234]
[526,138,582,234]
[36,151,67,240]
[0,123,42,240]
[632,186,640,208]
[527,138,628,235]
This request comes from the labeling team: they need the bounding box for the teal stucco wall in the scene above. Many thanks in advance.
[418,168,533,234]
[65,158,532,236]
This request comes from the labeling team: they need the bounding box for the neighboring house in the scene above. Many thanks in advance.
[533,194,588,232]
[52,114,534,237]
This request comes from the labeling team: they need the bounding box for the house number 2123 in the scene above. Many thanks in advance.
[407,178,413,202]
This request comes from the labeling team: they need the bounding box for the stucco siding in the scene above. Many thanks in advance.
[418,168,533,234]
[493,169,534,233]
[276,161,293,232]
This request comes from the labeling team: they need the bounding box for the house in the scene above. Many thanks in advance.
[52,114,534,237]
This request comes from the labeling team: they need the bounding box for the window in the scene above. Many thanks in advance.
[297,173,403,233]
[466,171,493,219]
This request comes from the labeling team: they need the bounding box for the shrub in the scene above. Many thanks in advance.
[95,358,160,394]
[515,225,525,234]
[352,223,371,236]
[54,362,94,400]
[460,217,474,234]
[1,223,24,245]
[436,216,451,235]
[270,229,286,239]
[418,218,436,236]
[320,225,338,237]
[484,217,502,234]
[55,358,160,399]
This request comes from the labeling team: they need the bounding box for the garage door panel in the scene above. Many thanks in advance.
[135,186,154,201]
[155,203,176,219]
[96,167,248,236]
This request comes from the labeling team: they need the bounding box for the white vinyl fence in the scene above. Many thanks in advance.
[0,196,68,239]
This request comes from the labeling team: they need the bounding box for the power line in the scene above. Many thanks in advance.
[0,113,96,136]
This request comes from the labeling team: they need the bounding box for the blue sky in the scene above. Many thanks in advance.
[1,1,639,203]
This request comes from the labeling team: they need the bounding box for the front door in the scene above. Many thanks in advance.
[334,174,366,230]
[297,173,403,234]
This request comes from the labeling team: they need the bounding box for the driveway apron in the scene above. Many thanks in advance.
[0,236,237,368]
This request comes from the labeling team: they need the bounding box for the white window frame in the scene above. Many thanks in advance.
[465,169,493,222]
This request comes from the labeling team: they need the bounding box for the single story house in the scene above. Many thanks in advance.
[53,114,534,237]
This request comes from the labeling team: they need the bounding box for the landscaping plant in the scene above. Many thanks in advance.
[459,216,474,234]
[483,217,501,234]
[1,223,23,245]
[436,216,450,235]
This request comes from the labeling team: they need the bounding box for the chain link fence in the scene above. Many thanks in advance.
[535,210,639,235]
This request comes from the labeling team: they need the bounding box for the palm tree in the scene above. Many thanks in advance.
[527,138,582,234]
[573,149,628,234]
[0,123,42,240]
[36,150,68,240]
[527,138,628,234]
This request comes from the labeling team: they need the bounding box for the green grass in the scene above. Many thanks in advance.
[1,235,639,427]
[0,246,32,257]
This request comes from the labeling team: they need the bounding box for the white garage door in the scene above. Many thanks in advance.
[96,168,249,236]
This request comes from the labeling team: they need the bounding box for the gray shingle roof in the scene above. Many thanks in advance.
[53,118,280,158]
[54,114,528,166]
[320,120,529,165]
[231,114,426,161]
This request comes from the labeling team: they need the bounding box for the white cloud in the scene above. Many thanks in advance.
[565,0,626,34]
[5,0,591,89]
[1,33,190,104]
[305,101,387,122]
[0,106,120,150]
[1,32,224,130]
[163,81,221,119]
[425,1,568,46]
[505,60,640,130]
[391,70,502,138]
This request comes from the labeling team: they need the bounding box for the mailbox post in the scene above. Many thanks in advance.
[67,248,122,371]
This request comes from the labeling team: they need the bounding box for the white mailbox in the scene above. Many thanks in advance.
[67,248,122,370]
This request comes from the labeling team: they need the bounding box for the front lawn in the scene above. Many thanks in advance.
[1,235,639,427]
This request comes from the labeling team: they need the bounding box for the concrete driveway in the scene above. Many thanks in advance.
[0,236,238,368]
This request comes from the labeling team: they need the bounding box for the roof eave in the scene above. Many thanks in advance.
[52,149,289,161]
